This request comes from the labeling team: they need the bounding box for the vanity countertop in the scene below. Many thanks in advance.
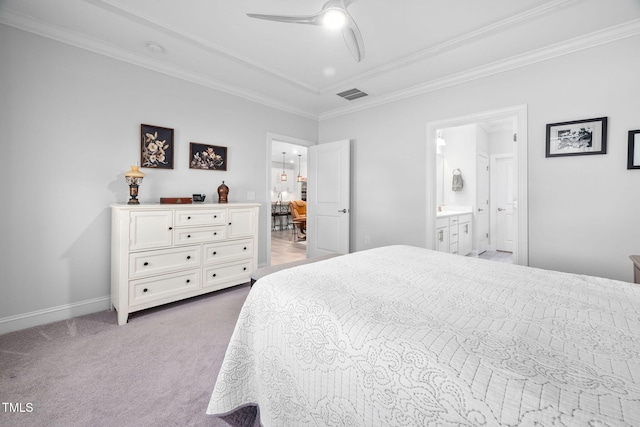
[436,210,472,218]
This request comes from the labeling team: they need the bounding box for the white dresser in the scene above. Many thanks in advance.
[111,203,260,325]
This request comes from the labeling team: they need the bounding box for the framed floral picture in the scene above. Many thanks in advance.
[141,124,174,169]
[545,117,607,158]
[189,143,227,171]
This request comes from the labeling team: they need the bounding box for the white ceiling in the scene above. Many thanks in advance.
[1,0,639,120]
[272,140,307,166]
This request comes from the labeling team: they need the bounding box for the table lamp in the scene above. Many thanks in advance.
[124,165,145,204]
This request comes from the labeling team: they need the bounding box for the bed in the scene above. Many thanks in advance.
[207,245,640,426]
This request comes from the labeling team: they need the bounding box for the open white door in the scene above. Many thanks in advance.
[494,155,514,252]
[307,140,350,257]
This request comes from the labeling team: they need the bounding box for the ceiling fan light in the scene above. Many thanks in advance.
[322,9,347,29]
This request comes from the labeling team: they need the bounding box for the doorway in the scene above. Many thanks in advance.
[266,133,314,266]
[426,105,528,266]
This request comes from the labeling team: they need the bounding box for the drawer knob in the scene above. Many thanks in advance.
[186,279,190,283]
[143,288,148,293]
[187,256,191,260]
[214,215,217,218]
[243,267,247,271]
[187,216,191,220]
[243,247,247,250]
[213,251,217,255]
[212,273,217,278]
[228,222,231,226]
[214,232,217,236]
[168,227,173,230]
[143,262,149,266]
[187,234,191,238]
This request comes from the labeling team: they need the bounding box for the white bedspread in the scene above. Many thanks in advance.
[207,245,640,426]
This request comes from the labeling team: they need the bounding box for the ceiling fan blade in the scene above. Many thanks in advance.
[342,16,365,62]
[246,12,322,25]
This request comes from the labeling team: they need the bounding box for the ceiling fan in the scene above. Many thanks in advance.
[247,0,365,62]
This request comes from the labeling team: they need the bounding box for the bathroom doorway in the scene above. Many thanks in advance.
[427,105,528,266]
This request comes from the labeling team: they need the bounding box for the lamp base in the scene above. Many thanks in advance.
[128,184,140,205]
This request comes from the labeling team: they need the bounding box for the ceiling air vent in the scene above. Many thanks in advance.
[337,88,368,101]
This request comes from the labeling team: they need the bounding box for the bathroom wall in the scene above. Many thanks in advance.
[440,124,477,209]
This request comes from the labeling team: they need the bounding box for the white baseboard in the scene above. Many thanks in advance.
[0,296,112,335]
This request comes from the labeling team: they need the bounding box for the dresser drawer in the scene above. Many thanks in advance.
[174,226,226,245]
[175,209,226,227]
[203,260,253,290]
[129,246,200,279]
[203,239,253,265]
[130,269,200,307]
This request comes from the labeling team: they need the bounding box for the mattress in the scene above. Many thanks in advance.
[207,245,640,426]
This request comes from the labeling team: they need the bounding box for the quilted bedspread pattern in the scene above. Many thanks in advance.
[207,245,640,426]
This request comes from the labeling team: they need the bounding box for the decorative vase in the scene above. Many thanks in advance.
[217,181,229,203]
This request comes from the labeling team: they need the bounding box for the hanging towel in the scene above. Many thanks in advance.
[452,169,463,191]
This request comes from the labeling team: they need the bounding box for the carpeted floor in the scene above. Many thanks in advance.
[0,284,252,427]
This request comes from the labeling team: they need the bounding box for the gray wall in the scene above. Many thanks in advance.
[2,22,639,334]
[0,25,317,332]
[319,35,640,282]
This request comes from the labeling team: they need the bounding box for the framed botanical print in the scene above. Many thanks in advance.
[141,124,174,169]
[189,143,227,171]
[545,117,607,158]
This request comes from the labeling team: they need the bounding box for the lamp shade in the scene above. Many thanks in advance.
[124,165,145,178]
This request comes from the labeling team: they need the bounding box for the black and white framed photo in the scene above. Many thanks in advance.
[627,130,640,169]
[545,117,607,158]
[141,124,174,169]
[189,142,227,171]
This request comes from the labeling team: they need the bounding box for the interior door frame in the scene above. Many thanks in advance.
[265,132,315,267]
[426,104,528,266]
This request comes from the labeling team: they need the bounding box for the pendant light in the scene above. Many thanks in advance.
[297,154,303,182]
[280,152,287,181]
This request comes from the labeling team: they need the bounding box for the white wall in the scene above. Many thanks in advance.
[0,25,317,332]
[489,130,514,156]
[319,35,640,282]
[441,124,477,208]
[271,162,299,202]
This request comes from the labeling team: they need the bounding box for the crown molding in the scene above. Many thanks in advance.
[2,5,639,123]
[0,8,318,120]
[319,18,640,121]
[320,0,579,94]
[83,0,320,94]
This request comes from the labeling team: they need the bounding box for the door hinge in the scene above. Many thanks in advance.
[513,133,517,142]
[486,233,489,238]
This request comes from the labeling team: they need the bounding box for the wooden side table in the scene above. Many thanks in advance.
[629,255,640,284]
